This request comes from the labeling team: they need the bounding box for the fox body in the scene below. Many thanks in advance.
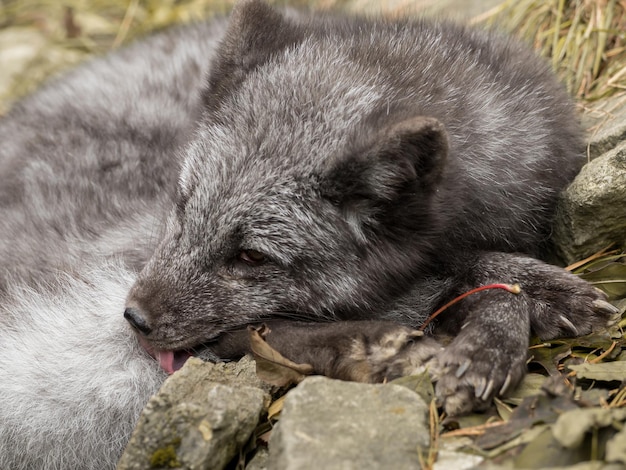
[0,1,616,469]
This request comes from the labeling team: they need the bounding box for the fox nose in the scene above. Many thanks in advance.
[124,307,152,335]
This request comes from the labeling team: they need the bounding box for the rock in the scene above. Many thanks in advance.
[246,447,269,470]
[606,423,626,464]
[181,354,272,391]
[432,436,484,470]
[553,95,626,263]
[117,357,269,470]
[268,376,430,470]
[582,99,626,159]
[553,141,626,263]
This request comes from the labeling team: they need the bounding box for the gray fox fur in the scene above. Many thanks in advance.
[0,1,616,468]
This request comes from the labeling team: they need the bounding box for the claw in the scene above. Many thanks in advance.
[559,314,578,335]
[594,287,609,300]
[481,379,494,401]
[499,372,513,395]
[592,299,620,315]
[474,377,487,398]
[455,359,471,378]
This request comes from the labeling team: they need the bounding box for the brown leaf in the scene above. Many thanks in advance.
[248,325,314,387]
[267,395,286,421]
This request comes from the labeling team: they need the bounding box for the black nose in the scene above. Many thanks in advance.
[124,307,152,335]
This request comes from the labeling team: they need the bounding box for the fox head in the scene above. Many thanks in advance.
[125,0,448,357]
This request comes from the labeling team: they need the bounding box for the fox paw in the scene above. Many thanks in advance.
[360,329,443,382]
[519,268,620,340]
[431,338,527,416]
[481,255,621,340]
[428,288,530,415]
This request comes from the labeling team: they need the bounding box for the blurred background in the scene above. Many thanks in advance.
[0,0,625,114]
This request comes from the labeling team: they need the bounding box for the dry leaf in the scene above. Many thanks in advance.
[267,395,287,421]
[248,325,314,387]
[568,361,626,381]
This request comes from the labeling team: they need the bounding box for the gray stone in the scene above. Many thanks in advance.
[117,357,269,470]
[553,141,626,263]
[190,354,273,392]
[246,447,269,470]
[582,98,626,159]
[268,376,430,470]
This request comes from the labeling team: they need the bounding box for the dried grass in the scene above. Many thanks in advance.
[0,0,349,113]
[479,0,626,101]
[3,0,626,110]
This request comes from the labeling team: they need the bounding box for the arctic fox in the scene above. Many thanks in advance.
[0,1,616,469]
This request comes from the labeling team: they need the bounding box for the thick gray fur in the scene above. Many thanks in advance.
[0,20,222,470]
[0,1,615,468]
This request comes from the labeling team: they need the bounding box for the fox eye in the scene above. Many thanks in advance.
[238,249,266,266]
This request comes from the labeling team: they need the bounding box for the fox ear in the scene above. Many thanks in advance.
[203,0,304,113]
[322,116,448,228]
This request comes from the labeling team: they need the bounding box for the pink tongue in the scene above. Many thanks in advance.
[135,335,192,374]
[156,350,192,375]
